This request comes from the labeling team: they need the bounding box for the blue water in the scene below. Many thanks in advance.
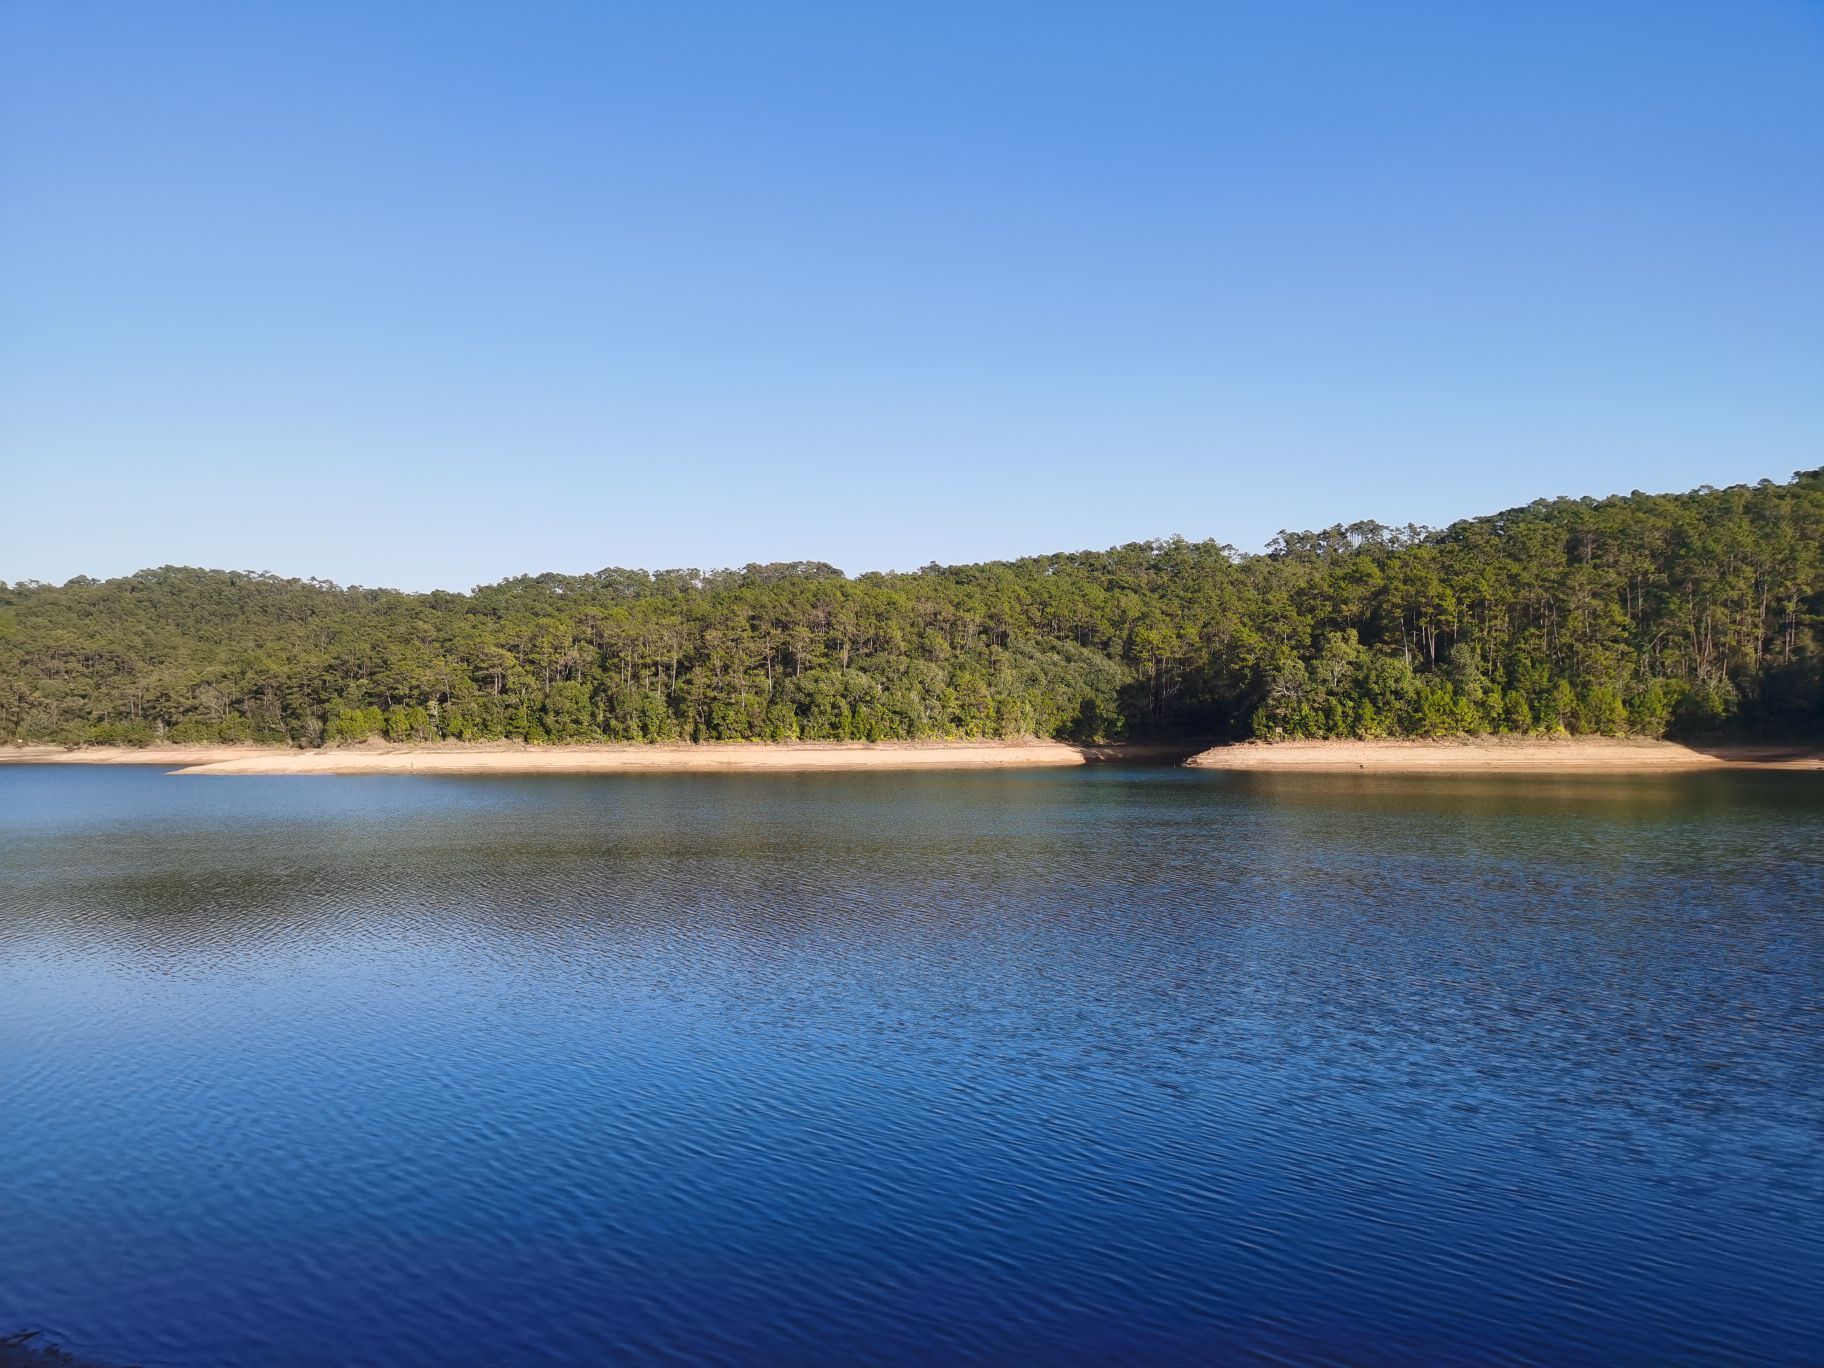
[2,765,1820,1365]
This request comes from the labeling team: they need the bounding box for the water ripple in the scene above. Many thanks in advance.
[1,766,1820,1365]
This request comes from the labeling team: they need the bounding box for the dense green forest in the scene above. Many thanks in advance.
[4,471,1821,748]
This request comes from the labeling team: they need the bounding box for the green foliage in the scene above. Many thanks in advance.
[326,707,385,744]
[1581,684,1629,737]
[2,472,1821,747]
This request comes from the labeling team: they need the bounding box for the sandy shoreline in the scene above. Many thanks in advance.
[1,740,1184,776]
[5,736,1818,775]
[1185,737,1824,772]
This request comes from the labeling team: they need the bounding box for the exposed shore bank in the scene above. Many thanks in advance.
[1185,736,1824,772]
[1,740,1190,776]
[7,737,1820,776]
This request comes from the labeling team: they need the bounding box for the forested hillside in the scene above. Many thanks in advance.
[4,471,1821,748]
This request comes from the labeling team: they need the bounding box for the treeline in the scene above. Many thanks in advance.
[3,471,1821,748]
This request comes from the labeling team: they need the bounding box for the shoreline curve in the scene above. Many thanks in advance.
[1184,737,1824,772]
[1,740,1192,776]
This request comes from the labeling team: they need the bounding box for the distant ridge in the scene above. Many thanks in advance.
[3,471,1820,749]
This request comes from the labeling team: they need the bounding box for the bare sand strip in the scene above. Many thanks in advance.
[7,737,1817,775]
[1,740,1181,776]
[1185,737,1823,772]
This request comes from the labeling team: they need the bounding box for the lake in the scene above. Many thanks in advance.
[2,765,1820,1365]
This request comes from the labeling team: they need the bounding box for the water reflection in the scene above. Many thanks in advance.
[2,766,1820,1366]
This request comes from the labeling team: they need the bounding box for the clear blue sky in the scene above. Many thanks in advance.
[3,1,1820,591]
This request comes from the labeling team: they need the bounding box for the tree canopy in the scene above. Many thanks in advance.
[4,471,1820,748]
